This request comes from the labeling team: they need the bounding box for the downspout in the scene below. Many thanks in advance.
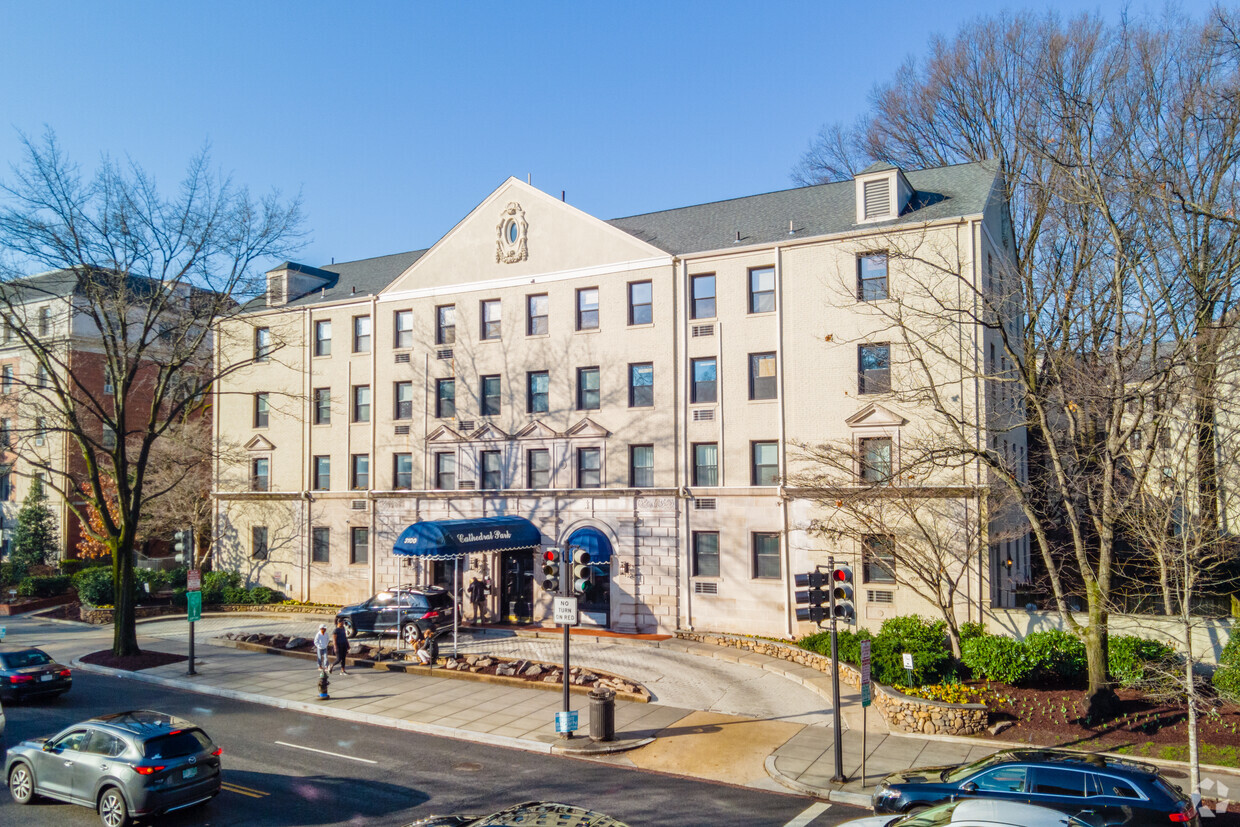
[775,244,793,638]
[677,257,693,631]
[303,307,312,602]
[369,295,378,596]
[969,218,986,623]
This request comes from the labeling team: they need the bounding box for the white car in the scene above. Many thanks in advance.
[840,799,1099,827]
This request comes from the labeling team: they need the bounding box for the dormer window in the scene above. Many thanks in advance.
[854,163,914,224]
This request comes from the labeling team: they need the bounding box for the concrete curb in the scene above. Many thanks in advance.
[550,736,655,756]
[763,755,873,806]
[69,657,554,756]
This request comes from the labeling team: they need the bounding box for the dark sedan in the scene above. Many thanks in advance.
[336,586,455,644]
[0,646,71,701]
[872,750,1198,826]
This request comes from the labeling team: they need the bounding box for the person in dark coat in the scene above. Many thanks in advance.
[328,618,350,675]
[467,575,489,624]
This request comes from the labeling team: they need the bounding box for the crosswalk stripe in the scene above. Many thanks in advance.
[783,802,831,827]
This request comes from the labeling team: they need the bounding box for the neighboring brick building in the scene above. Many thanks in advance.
[212,162,1028,636]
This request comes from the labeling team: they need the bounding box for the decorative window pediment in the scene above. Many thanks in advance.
[426,424,464,443]
[566,417,611,439]
[844,403,906,429]
[515,420,559,440]
[244,435,276,452]
[468,423,510,441]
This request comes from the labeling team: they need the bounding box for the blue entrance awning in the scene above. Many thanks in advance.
[392,516,542,560]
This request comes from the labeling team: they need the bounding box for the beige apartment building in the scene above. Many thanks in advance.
[212,161,1028,636]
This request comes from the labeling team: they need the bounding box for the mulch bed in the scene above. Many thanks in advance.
[80,649,188,671]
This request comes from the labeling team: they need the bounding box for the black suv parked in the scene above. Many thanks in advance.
[335,586,455,644]
[872,749,1198,826]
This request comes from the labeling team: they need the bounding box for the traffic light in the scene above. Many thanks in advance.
[794,570,829,624]
[541,550,561,593]
[569,548,594,595]
[831,565,855,622]
[173,529,192,564]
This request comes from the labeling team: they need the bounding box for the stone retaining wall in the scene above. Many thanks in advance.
[79,603,340,624]
[676,630,987,736]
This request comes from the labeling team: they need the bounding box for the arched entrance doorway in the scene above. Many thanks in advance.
[565,527,611,627]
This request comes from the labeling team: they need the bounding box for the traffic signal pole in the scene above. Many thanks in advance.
[828,554,844,782]
[561,549,572,738]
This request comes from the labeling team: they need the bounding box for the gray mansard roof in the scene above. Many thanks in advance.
[256,160,998,311]
[606,161,999,256]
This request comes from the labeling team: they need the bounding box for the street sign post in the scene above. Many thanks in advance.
[860,640,871,785]
[187,569,201,591]
[555,710,579,734]
[553,595,579,626]
[902,652,915,686]
[186,574,202,676]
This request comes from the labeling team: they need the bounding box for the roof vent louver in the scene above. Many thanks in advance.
[694,581,718,595]
[394,425,411,436]
[691,324,714,338]
[458,480,475,490]
[863,179,891,220]
[436,348,454,361]
[395,353,411,364]
[456,420,475,433]
[692,409,714,422]
[694,498,717,510]
[350,500,367,511]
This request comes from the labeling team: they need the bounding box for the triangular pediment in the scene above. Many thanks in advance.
[515,420,559,440]
[382,178,667,295]
[468,423,510,441]
[244,435,275,452]
[566,417,611,438]
[844,403,907,428]
[426,425,464,443]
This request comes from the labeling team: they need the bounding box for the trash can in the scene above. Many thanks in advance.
[588,687,615,742]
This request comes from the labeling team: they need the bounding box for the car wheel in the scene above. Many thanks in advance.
[402,622,422,645]
[98,787,130,827]
[8,763,34,804]
[341,619,356,638]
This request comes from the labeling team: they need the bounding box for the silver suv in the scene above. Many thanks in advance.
[5,710,221,827]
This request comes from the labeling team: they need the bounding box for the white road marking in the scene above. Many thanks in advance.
[274,740,378,764]
[783,802,831,827]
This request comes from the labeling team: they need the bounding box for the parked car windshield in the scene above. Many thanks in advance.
[0,650,52,668]
[143,729,212,759]
[897,802,957,827]
[943,753,1009,783]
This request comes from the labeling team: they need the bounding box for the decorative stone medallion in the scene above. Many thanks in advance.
[496,202,528,264]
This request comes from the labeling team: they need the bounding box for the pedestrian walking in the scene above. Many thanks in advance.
[415,627,438,665]
[328,617,350,675]
[467,575,489,624]
[313,623,330,670]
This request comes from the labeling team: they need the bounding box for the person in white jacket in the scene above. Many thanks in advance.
[313,624,330,670]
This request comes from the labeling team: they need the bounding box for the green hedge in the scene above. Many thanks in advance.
[16,574,72,598]
[799,616,952,686]
[962,634,1032,684]
[73,567,116,606]
[1109,635,1174,688]
[1024,630,1087,682]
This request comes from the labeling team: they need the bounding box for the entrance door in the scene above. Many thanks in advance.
[565,527,611,627]
[500,550,534,623]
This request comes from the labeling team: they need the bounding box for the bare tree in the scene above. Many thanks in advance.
[0,132,303,655]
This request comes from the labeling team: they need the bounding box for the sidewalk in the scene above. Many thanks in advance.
[21,611,1240,809]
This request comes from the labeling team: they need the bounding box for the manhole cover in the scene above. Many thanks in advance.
[453,762,483,772]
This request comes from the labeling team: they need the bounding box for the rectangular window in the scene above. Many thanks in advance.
[436,305,456,345]
[863,534,897,584]
[749,266,775,313]
[481,375,501,416]
[351,454,369,490]
[749,352,776,400]
[753,532,781,579]
[630,445,654,488]
[527,371,549,414]
[577,366,600,410]
[36,367,48,389]
[352,385,371,423]
[311,527,330,564]
[481,450,502,490]
[394,381,413,420]
[693,443,718,486]
[0,366,10,394]
[436,378,455,418]
[629,363,654,407]
[38,307,52,337]
[314,388,331,425]
[691,358,717,404]
[251,458,270,492]
[527,294,549,336]
[350,527,368,565]
[435,452,456,490]
[858,252,889,301]
[314,319,332,356]
[691,274,716,319]
[628,281,653,325]
[859,437,892,483]
[254,327,271,362]
[0,468,9,501]
[480,299,501,340]
[0,419,10,447]
[394,310,413,349]
[858,344,891,394]
[252,526,269,560]
[527,449,550,489]
[693,531,720,577]
[34,417,45,447]
[102,424,117,450]
[352,315,371,353]
[751,441,778,486]
[254,393,269,428]
[577,447,601,488]
[312,455,330,490]
[393,453,413,490]
[576,287,599,330]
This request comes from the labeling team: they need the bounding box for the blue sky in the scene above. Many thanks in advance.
[2,1,1143,269]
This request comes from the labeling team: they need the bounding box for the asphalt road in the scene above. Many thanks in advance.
[0,670,859,827]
